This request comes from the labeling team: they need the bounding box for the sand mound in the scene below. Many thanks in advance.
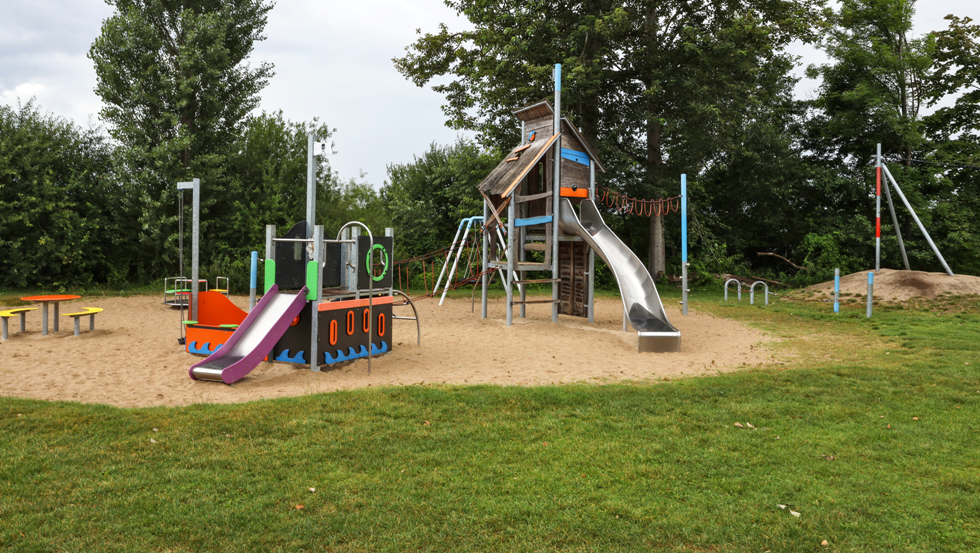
[803,268,980,302]
[0,294,772,408]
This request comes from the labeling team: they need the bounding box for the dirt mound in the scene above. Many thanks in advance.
[802,268,980,303]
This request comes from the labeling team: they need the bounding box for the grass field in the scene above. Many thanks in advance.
[1,289,979,552]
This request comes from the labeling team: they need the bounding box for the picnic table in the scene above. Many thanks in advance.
[20,295,81,336]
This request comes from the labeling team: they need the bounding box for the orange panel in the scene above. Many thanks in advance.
[318,295,394,312]
[560,187,589,198]
[188,291,248,326]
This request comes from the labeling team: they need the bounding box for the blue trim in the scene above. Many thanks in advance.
[514,216,553,227]
[324,341,389,365]
[528,131,537,141]
[681,174,687,263]
[555,64,561,92]
[275,349,306,363]
[188,341,221,355]
[560,148,590,166]
[250,251,258,288]
[868,272,874,284]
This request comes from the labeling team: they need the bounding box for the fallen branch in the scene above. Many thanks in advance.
[750,275,786,287]
[757,252,808,271]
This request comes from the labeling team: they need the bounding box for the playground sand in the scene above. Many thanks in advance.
[0,294,772,408]
[801,268,980,302]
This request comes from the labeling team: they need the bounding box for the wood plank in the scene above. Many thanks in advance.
[523,243,547,252]
[515,278,561,284]
[512,299,561,305]
[515,190,552,203]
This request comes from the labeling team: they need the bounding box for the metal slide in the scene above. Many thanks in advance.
[189,284,309,384]
[558,199,681,352]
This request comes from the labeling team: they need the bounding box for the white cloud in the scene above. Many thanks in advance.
[1,82,47,106]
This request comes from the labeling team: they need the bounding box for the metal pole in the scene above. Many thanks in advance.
[834,268,840,314]
[482,201,489,319]
[176,178,202,322]
[681,174,688,316]
[587,160,595,323]
[306,135,315,240]
[867,272,874,318]
[351,227,361,297]
[881,165,954,276]
[875,144,881,272]
[249,251,258,311]
[551,63,561,323]
[882,177,910,271]
[311,225,323,372]
[340,228,350,290]
[507,197,515,326]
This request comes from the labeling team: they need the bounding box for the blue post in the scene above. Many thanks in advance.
[249,251,258,311]
[834,268,840,313]
[866,271,874,318]
[681,174,688,316]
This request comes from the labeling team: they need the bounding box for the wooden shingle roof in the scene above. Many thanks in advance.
[476,133,561,196]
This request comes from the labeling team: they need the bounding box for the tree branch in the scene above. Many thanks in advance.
[757,251,808,271]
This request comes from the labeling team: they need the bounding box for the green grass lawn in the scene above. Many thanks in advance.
[2,290,979,552]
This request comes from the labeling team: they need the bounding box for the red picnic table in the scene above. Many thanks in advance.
[20,295,81,336]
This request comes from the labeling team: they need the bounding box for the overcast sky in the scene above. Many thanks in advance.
[1,0,976,187]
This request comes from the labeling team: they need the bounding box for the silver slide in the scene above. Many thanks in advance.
[558,199,681,352]
[189,284,308,384]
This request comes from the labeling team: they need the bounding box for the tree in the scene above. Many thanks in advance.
[805,0,933,167]
[89,0,274,278]
[381,140,499,259]
[0,101,124,288]
[394,0,822,275]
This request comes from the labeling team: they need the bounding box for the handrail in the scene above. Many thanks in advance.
[724,278,742,301]
[335,222,375,375]
[391,290,421,346]
[750,281,769,306]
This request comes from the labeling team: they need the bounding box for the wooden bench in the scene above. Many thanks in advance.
[0,308,38,340]
[61,307,103,336]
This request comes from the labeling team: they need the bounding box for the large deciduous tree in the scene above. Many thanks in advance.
[394,0,822,276]
[89,0,274,277]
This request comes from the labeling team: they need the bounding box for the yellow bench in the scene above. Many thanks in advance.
[61,307,104,336]
[0,308,38,340]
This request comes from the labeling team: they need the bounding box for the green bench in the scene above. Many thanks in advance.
[0,308,38,340]
[61,307,104,336]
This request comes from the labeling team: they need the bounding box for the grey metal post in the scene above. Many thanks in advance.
[588,160,596,323]
[311,225,323,372]
[19,311,26,332]
[306,135,315,239]
[482,200,489,318]
[340,228,350,290]
[876,144,881,272]
[881,165,954,276]
[867,272,874,318]
[41,303,47,336]
[53,302,60,332]
[551,63,561,323]
[882,177,910,270]
[519,225,526,318]
[506,196,515,326]
[351,227,361,297]
[177,179,201,321]
[264,225,275,364]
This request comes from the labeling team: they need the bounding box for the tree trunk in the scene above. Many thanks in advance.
[644,4,665,278]
[649,213,665,278]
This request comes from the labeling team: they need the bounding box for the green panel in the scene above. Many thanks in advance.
[264,259,276,294]
[305,261,317,300]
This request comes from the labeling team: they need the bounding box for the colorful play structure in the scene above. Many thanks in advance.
[475,64,683,352]
[180,138,419,385]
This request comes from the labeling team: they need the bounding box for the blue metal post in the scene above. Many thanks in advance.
[866,272,874,318]
[681,174,688,316]
[834,268,840,314]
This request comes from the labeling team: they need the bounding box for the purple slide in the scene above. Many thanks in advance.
[189,284,308,384]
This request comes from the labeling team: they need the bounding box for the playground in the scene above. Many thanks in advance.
[0,293,769,408]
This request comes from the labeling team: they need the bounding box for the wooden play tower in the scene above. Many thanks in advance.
[477,64,605,326]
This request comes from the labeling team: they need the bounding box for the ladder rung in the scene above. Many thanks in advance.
[515,278,560,284]
[512,299,561,305]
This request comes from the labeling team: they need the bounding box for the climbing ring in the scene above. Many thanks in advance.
[365,243,389,282]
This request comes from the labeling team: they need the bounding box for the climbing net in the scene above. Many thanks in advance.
[392,230,498,301]
[596,185,681,217]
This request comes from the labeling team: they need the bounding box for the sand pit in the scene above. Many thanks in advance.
[802,268,980,302]
[0,294,772,408]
